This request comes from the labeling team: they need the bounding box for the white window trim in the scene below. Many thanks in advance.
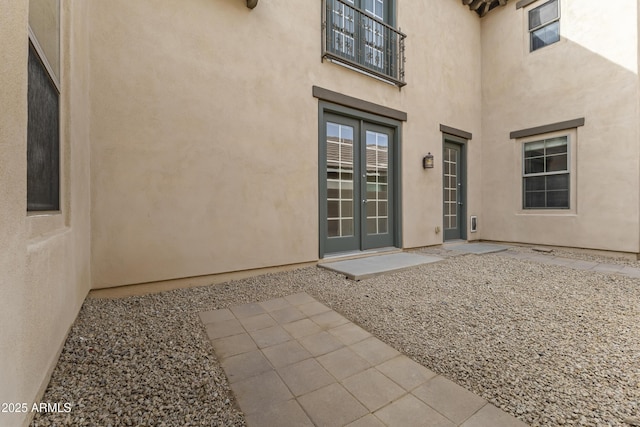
[524,0,562,54]
[28,26,61,93]
[517,128,577,216]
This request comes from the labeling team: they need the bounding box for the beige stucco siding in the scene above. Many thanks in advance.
[0,1,91,425]
[89,0,483,288]
[480,0,640,252]
[399,1,483,248]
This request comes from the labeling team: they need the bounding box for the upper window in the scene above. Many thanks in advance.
[27,0,60,212]
[322,0,406,86]
[523,136,569,209]
[529,0,560,52]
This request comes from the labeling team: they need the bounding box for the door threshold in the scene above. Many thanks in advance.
[321,247,401,262]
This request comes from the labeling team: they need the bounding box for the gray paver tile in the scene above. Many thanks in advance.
[259,297,291,312]
[231,370,293,415]
[317,346,371,380]
[205,318,245,340]
[376,355,437,391]
[213,294,521,427]
[342,368,406,411]
[311,310,350,329]
[461,403,528,427]
[297,300,331,316]
[592,263,625,273]
[498,251,523,259]
[238,313,277,332]
[211,333,257,359]
[570,260,598,270]
[375,394,456,427]
[545,257,578,267]
[244,399,314,427]
[199,308,235,324]
[230,302,266,319]
[248,325,292,349]
[621,266,640,278]
[349,336,400,365]
[345,414,386,427]
[220,350,273,384]
[262,340,312,368]
[522,254,553,263]
[298,383,368,426]
[284,292,316,305]
[277,358,335,396]
[282,318,323,339]
[299,331,344,356]
[413,376,486,424]
[328,322,372,345]
[270,306,306,324]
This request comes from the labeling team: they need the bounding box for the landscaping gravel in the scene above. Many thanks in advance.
[33,249,640,426]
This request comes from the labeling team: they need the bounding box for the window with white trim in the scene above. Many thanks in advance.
[523,136,569,209]
[529,0,560,52]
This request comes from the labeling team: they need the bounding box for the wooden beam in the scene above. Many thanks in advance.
[469,0,484,10]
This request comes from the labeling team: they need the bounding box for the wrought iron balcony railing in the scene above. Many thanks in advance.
[322,0,406,87]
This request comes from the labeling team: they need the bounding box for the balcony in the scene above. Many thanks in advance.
[322,0,406,87]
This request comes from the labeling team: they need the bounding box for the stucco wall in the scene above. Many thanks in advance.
[89,0,482,288]
[0,1,91,425]
[480,0,640,253]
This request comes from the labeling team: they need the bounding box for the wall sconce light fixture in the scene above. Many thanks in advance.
[246,0,258,9]
[423,152,434,169]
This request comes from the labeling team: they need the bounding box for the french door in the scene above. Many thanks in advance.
[322,113,395,254]
[443,138,466,241]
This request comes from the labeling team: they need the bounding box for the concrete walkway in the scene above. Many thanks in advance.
[497,249,640,278]
[427,242,640,279]
[318,252,444,280]
[200,293,528,427]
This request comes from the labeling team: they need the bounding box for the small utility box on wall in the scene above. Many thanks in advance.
[470,216,478,233]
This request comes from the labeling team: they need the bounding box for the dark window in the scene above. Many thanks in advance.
[322,0,406,86]
[529,0,560,52]
[27,42,60,211]
[523,136,569,209]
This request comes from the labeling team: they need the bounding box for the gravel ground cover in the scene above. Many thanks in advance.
[34,250,640,426]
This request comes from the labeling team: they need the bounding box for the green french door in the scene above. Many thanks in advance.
[443,138,466,241]
[322,113,395,254]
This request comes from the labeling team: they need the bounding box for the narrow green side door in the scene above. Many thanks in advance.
[443,138,466,241]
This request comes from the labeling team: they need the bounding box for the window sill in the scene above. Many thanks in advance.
[27,211,65,241]
[516,210,576,216]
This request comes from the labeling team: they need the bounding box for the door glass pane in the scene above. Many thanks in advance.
[444,147,458,230]
[327,122,355,238]
[330,0,356,58]
[365,131,389,235]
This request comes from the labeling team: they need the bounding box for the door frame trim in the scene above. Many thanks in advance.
[442,134,467,241]
[318,100,403,258]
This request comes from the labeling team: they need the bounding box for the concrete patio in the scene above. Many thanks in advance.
[200,292,528,427]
